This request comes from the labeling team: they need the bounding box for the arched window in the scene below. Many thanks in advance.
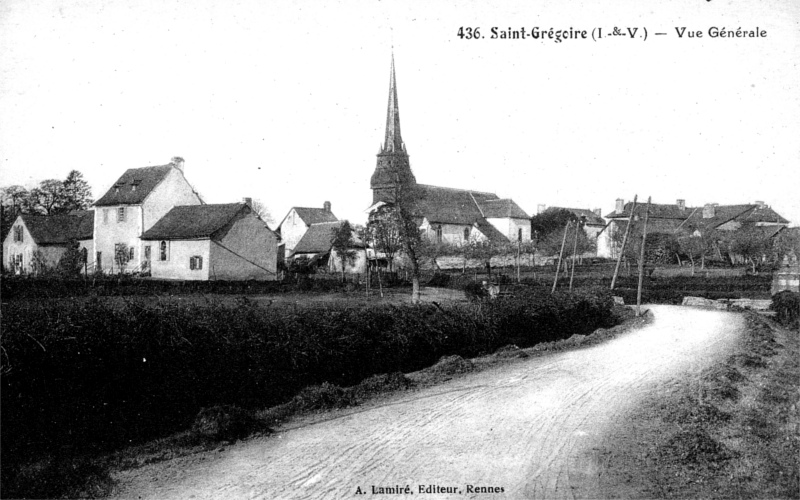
[160,241,168,261]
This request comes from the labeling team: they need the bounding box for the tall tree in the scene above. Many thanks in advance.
[61,170,94,212]
[330,221,357,282]
[28,179,66,215]
[727,226,773,273]
[367,204,404,272]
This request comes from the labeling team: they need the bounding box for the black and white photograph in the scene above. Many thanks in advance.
[1,0,799,498]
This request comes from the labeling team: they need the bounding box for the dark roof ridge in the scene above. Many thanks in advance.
[416,183,496,197]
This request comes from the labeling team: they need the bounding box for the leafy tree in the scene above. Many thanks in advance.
[61,170,94,212]
[772,228,800,265]
[531,209,577,241]
[28,179,66,215]
[330,221,357,282]
[56,240,86,277]
[367,204,404,272]
[726,225,773,273]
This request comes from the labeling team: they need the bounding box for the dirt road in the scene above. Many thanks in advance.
[112,305,743,499]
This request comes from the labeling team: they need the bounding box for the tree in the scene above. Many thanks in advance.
[61,170,94,212]
[772,228,800,266]
[367,204,404,272]
[531,209,576,242]
[28,179,66,215]
[727,226,773,273]
[249,199,275,225]
[330,221,357,282]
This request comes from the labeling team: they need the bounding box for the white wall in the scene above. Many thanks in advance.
[142,168,202,231]
[93,205,143,272]
[486,217,531,242]
[278,209,306,254]
[148,239,211,280]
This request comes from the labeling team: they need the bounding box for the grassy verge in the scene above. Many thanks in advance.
[597,312,799,499]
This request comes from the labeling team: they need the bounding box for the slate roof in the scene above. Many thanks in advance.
[410,184,498,225]
[545,207,605,226]
[474,220,510,244]
[292,207,338,225]
[291,221,365,256]
[141,203,249,240]
[480,199,530,219]
[95,165,175,206]
[605,202,693,220]
[17,211,94,245]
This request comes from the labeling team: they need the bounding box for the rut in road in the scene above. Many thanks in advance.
[112,305,743,500]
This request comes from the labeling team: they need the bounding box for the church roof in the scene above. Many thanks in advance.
[95,165,176,206]
[382,54,405,154]
[16,211,94,244]
[411,184,498,225]
[141,203,249,240]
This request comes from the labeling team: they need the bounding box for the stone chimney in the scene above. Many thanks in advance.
[323,201,331,213]
[615,198,625,214]
[537,204,546,214]
[677,199,685,211]
[593,208,602,217]
[242,197,252,207]
[703,203,716,219]
[170,156,185,172]
[755,200,766,209]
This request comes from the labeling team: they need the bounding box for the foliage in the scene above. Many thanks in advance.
[771,228,800,266]
[330,220,357,281]
[61,170,94,212]
[367,204,404,272]
[531,209,578,240]
[56,240,86,277]
[725,225,773,273]
[770,291,799,328]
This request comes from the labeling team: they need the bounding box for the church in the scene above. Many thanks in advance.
[368,57,531,245]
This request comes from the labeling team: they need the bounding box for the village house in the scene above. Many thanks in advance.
[140,201,279,280]
[600,198,790,258]
[288,220,367,274]
[93,157,202,273]
[277,202,338,256]
[367,57,531,246]
[3,211,94,274]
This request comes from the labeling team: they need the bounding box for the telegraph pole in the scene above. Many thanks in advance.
[610,195,638,290]
[552,220,571,293]
[636,197,651,317]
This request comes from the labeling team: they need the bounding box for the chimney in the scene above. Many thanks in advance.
[615,198,625,214]
[537,204,546,214]
[242,197,252,207]
[323,201,331,213]
[677,199,685,211]
[593,208,602,217]
[703,203,716,219]
[170,156,185,172]
[755,200,765,209]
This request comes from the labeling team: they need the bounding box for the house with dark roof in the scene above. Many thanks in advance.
[367,57,531,247]
[277,201,338,256]
[289,221,367,274]
[601,198,790,259]
[92,157,202,273]
[141,202,279,280]
[3,211,94,274]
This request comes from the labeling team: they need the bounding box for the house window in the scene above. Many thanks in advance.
[518,228,523,241]
[118,207,126,223]
[189,256,203,270]
[464,227,470,241]
[13,226,23,242]
[435,225,443,243]
[129,247,135,261]
[103,209,109,224]
[159,241,168,261]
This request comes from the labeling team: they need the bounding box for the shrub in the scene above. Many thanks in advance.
[770,291,800,328]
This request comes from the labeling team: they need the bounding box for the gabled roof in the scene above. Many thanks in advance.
[16,211,94,245]
[544,207,605,226]
[410,184,498,225]
[141,203,252,240]
[95,165,176,206]
[291,207,339,225]
[474,220,510,244]
[606,202,693,220]
[291,221,365,256]
[480,199,530,219]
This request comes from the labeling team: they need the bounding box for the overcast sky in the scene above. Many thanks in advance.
[1,0,798,227]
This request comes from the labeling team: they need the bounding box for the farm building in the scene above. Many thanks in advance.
[3,211,94,275]
[367,57,531,246]
[93,157,202,274]
[288,221,367,274]
[141,202,279,281]
[277,202,338,255]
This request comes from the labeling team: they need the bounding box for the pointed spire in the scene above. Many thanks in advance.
[383,54,404,153]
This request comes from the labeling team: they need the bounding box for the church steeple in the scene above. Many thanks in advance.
[383,55,405,153]
[371,55,416,204]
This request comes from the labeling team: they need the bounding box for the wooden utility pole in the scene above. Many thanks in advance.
[552,221,571,293]
[610,195,638,290]
[516,239,521,283]
[636,197,651,317]
[569,219,582,291]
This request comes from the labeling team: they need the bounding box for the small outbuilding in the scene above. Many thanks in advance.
[141,202,279,281]
[3,211,94,275]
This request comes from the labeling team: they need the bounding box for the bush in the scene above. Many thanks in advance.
[771,291,800,328]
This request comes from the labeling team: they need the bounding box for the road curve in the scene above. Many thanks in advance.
[112,305,743,499]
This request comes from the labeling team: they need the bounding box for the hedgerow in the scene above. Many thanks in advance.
[1,288,614,490]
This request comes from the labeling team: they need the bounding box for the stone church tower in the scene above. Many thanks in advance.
[370,56,416,204]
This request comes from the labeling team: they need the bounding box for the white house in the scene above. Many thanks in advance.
[277,201,338,256]
[92,157,202,273]
[140,202,279,280]
[3,211,94,274]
